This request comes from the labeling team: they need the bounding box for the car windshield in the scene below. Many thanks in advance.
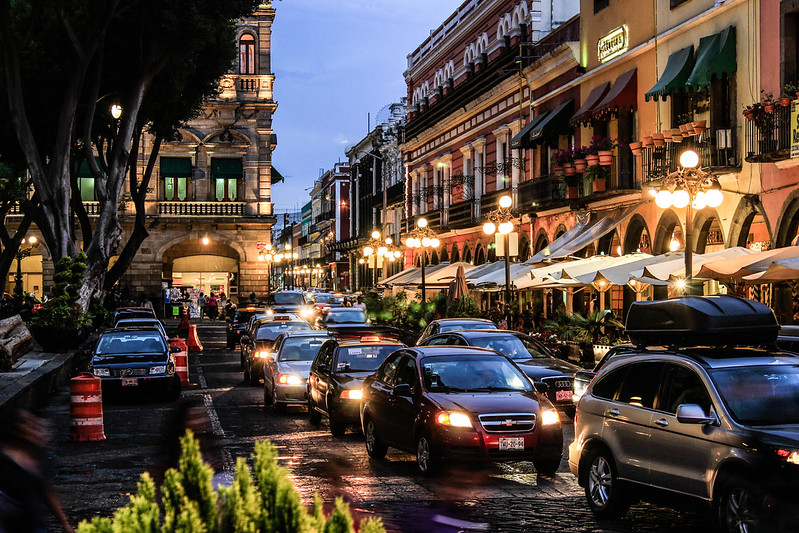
[314,294,331,303]
[256,322,311,340]
[96,333,165,355]
[234,309,261,323]
[273,293,304,305]
[421,355,532,392]
[468,334,549,359]
[335,345,398,372]
[439,322,497,333]
[326,309,367,324]
[709,365,799,425]
[279,337,326,362]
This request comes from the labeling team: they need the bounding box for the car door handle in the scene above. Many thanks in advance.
[654,418,669,427]
[608,409,620,416]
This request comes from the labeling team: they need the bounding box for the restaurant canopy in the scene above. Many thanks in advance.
[685,26,736,91]
[636,247,754,281]
[695,246,799,281]
[645,45,694,101]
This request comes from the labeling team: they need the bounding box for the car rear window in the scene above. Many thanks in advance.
[273,293,304,305]
[326,309,367,324]
[468,334,548,359]
[256,322,311,340]
[97,333,165,355]
[335,345,398,372]
[279,337,326,361]
[439,322,497,333]
[709,364,799,425]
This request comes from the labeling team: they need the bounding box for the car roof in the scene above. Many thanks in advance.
[433,318,495,324]
[406,346,507,358]
[104,326,163,335]
[277,331,331,339]
[333,338,406,347]
[116,318,161,324]
[446,329,522,337]
[600,347,799,371]
[256,313,302,322]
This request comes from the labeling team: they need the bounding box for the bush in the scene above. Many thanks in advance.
[30,252,90,332]
[76,431,385,533]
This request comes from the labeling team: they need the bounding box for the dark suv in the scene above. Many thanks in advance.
[569,295,799,532]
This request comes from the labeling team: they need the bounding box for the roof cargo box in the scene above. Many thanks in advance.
[625,295,778,347]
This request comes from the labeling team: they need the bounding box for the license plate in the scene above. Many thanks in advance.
[556,390,572,402]
[121,378,138,387]
[498,437,525,451]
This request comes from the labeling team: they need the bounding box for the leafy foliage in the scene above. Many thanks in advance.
[29,252,91,331]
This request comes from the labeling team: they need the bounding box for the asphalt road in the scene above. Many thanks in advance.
[37,320,717,532]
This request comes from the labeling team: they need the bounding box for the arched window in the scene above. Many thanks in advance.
[239,34,256,74]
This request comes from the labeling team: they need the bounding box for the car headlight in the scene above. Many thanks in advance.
[541,409,560,426]
[266,309,274,315]
[149,365,167,374]
[436,411,472,428]
[93,368,110,377]
[340,389,363,400]
[277,374,303,386]
[775,448,799,465]
[301,308,313,318]
[255,351,273,359]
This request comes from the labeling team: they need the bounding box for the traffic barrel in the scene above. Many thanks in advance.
[169,337,189,385]
[68,372,105,441]
[187,324,203,352]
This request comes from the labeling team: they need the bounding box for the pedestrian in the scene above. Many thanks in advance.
[141,295,153,309]
[207,292,218,320]
[198,292,207,319]
[0,409,74,532]
[353,295,367,312]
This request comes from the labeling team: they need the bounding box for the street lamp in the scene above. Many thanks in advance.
[362,229,401,289]
[404,218,439,303]
[650,149,723,288]
[482,194,514,318]
[14,236,38,300]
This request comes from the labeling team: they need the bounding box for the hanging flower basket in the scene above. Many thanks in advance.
[551,164,563,173]
[652,133,665,147]
[586,154,600,167]
[691,120,707,136]
[743,110,755,121]
[574,158,587,172]
[628,141,643,157]
[663,130,673,142]
[564,163,576,175]
[598,150,613,166]
[780,97,792,107]
[671,132,683,143]
[642,136,654,148]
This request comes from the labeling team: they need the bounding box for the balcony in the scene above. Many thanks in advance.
[158,201,246,217]
[447,199,476,228]
[314,210,334,225]
[517,177,563,210]
[480,189,511,217]
[386,181,404,206]
[409,210,442,233]
[641,128,739,180]
[744,106,791,162]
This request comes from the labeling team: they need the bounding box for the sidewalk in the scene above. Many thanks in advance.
[0,347,76,419]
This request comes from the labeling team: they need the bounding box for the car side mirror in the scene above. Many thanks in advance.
[170,346,181,353]
[535,382,549,394]
[676,404,715,425]
[394,383,412,397]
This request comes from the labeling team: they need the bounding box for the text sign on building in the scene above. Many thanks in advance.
[791,101,799,158]
[598,25,628,64]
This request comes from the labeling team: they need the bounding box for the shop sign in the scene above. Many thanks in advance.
[791,100,799,158]
[598,25,628,63]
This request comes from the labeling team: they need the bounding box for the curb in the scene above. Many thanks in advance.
[0,350,76,420]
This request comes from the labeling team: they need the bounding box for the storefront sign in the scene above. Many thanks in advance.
[598,25,628,63]
[791,100,799,158]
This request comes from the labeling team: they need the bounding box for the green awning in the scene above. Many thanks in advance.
[271,166,284,184]
[685,26,736,91]
[211,158,243,179]
[160,157,192,177]
[528,99,574,144]
[510,111,550,149]
[645,45,694,101]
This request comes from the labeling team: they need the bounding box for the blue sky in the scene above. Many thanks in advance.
[270,0,463,214]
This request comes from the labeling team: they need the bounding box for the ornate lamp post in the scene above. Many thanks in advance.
[14,236,38,300]
[362,230,402,289]
[649,149,723,289]
[482,194,514,316]
[404,218,439,303]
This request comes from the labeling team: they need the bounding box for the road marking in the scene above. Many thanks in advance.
[202,392,235,486]
[197,362,208,388]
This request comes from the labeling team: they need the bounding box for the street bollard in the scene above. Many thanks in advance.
[68,372,106,441]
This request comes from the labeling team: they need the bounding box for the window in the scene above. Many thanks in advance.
[658,364,712,415]
[211,158,243,202]
[594,0,609,13]
[216,178,237,201]
[77,177,95,202]
[592,367,628,400]
[616,362,665,409]
[395,356,419,392]
[161,157,192,201]
[239,34,255,74]
[378,353,403,384]
[164,177,188,201]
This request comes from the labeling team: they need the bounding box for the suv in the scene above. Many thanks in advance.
[225,304,265,349]
[569,295,799,532]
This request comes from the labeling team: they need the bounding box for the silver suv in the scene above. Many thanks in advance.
[569,295,799,532]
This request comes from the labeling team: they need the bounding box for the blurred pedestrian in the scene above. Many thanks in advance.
[207,292,218,320]
[198,292,207,319]
[353,296,366,312]
[0,409,73,532]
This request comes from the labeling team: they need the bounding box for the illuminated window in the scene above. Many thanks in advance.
[239,34,255,74]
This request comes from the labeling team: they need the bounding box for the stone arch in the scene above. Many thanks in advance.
[439,246,449,263]
[450,244,460,263]
[487,244,497,262]
[431,250,439,265]
[161,236,242,293]
[496,13,513,41]
[623,214,651,254]
[772,190,799,247]
[157,233,246,263]
[414,254,422,267]
[692,209,723,253]
[519,235,531,261]
[597,230,619,256]
[554,224,567,239]
[728,196,768,247]
[512,2,528,28]
[652,209,683,254]
[463,245,472,263]
[534,229,549,254]
[475,244,486,265]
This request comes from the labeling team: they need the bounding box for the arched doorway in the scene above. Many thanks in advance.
[475,245,486,265]
[534,230,549,255]
[431,250,439,265]
[463,245,472,264]
[439,247,449,263]
[623,214,651,254]
[450,245,460,263]
[653,210,683,254]
[164,239,240,298]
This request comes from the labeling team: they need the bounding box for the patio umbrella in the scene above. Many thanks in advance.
[744,255,799,283]
[696,246,799,281]
[637,247,753,281]
[447,265,469,304]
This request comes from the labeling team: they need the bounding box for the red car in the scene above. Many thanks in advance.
[360,346,563,475]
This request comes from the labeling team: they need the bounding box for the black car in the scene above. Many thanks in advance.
[571,344,637,404]
[265,291,313,321]
[418,329,582,416]
[226,305,265,349]
[113,306,156,323]
[242,316,312,385]
[308,334,406,436]
[90,326,181,400]
[415,318,497,345]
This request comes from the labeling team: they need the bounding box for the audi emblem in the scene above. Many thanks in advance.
[554,380,571,389]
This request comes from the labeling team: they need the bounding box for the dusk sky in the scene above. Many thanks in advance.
[270,0,463,214]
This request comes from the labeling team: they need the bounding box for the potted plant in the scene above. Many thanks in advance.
[691,119,707,135]
[642,135,654,148]
[671,128,683,143]
[742,103,762,122]
[628,140,643,156]
[652,132,665,147]
[572,146,588,172]
[782,81,799,105]
[552,148,573,174]
[584,165,609,193]
[761,90,776,113]
[590,136,617,165]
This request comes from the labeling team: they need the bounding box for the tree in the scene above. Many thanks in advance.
[0,0,258,310]
[0,162,35,292]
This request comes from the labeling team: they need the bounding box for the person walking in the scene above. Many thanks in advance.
[198,292,207,319]
[207,293,218,320]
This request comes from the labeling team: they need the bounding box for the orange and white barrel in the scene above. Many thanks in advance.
[169,337,190,385]
[69,372,106,441]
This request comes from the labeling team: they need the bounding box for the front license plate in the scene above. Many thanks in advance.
[498,437,525,451]
[555,390,572,402]
[121,378,138,387]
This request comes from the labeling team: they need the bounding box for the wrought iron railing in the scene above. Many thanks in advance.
[517,177,563,210]
[447,199,476,228]
[744,106,791,162]
[642,128,738,181]
[158,201,245,216]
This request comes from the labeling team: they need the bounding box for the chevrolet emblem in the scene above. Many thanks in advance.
[503,419,516,426]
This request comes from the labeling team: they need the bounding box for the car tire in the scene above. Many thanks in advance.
[329,408,346,437]
[272,386,286,414]
[308,399,322,424]
[249,364,261,386]
[533,457,562,476]
[416,433,437,475]
[584,448,630,519]
[718,477,765,533]
[364,417,387,460]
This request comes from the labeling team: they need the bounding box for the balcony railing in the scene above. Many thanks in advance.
[744,106,791,162]
[158,201,245,217]
[447,199,476,228]
[314,210,334,224]
[480,188,511,217]
[641,128,738,180]
[517,177,563,210]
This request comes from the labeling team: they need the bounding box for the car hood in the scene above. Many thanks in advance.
[428,390,541,414]
[92,353,166,365]
[515,358,580,380]
[333,371,374,388]
[748,426,799,448]
[276,361,312,377]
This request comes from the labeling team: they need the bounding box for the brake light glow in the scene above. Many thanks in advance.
[340,389,363,400]
[360,336,380,342]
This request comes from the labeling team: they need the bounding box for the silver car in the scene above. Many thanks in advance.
[263,331,329,412]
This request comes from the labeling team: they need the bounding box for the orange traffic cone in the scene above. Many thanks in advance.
[178,308,190,337]
[187,324,203,352]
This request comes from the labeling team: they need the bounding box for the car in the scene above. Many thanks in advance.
[114,317,169,342]
[113,306,156,323]
[360,346,563,475]
[226,304,265,349]
[89,326,182,400]
[308,333,406,436]
[571,344,637,405]
[242,315,312,385]
[418,329,582,416]
[263,331,330,412]
[239,312,301,367]
[569,295,799,532]
[415,318,497,345]
[315,307,369,329]
[776,325,799,353]
[265,291,314,321]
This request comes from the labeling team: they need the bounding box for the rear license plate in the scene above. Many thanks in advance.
[121,378,138,387]
[498,437,525,451]
[555,390,572,402]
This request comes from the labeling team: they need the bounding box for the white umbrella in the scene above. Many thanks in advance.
[696,246,799,281]
[744,255,799,282]
[637,247,754,281]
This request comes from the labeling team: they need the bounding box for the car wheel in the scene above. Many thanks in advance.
[584,448,630,519]
[308,398,322,424]
[718,478,765,533]
[364,417,387,459]
[533,457,561,476]
[272,385,286,414]
[249,364,261,386]
[329,408,347,437]
[416,433,437,475]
